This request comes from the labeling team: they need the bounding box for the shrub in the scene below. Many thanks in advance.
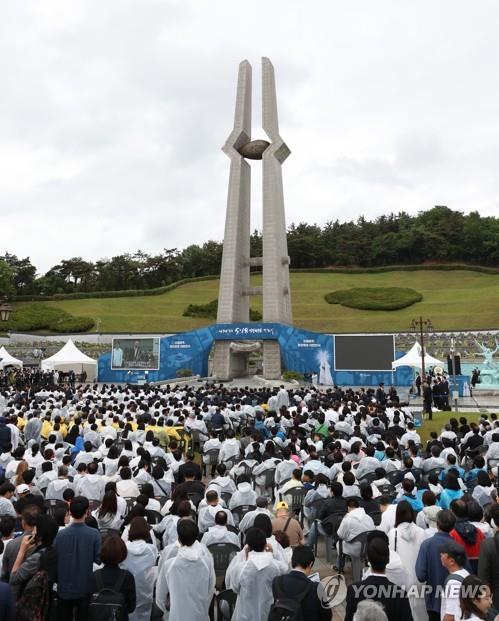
[176,368,193,378]
[282,370,303,382]
[183,300,218,319]
[324,287,423,311]
[48,315,95,333]
[249,308,263,321]
[5,304,94,333]
[183,299,262,321]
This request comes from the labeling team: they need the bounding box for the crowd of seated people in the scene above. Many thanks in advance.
[0,379,497,620]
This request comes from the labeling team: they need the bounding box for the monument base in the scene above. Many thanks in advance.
[263,340,282,380]
[212,341,251,381]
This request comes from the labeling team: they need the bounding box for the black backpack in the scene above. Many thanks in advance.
[268,575,313,621]
[88,570,127,621]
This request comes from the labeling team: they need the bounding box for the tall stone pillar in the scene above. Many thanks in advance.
[212,58,292,381]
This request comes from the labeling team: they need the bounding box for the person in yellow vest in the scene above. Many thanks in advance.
[41,416,53,441]
[16,413,26,431]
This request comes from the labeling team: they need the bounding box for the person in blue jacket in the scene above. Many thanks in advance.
[415,509,456,621]
[438,470,464,510]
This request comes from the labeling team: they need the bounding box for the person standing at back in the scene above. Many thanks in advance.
[156,520,215,621]
[270,546,330,620]
[54,496,101,621]
[415,509,456,621]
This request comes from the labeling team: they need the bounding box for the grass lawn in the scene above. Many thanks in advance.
[14,269,499,334]
[419,410,483,443]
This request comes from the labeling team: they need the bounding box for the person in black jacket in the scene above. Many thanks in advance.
[0,418,11,454]
[345,534,413,621]
[271,546,330,620]
[177,453,202,483]
[89,534,136,621]
[307,482,346,547]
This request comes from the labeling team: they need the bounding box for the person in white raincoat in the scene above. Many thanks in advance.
[120,517,158,621]
[228,478,257,509]
[276,386,290,411]
[388,500,428,621]
[156,520,215,621]
[197,490,234,532]
[225,527,287,621]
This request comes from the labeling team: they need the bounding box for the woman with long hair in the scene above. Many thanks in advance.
[459,574,492,620]
[120,517,158,621]
[92,490,124,531]
[13,461,29,487]
[25,444,43,469]
[388,500,426,620]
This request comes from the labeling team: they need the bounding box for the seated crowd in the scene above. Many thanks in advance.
[0,379,497,621]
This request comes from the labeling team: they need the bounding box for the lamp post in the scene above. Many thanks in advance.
[0,298,12,322]
[410,316,434,378]
[410,316,434,420]
[449,336,459,412]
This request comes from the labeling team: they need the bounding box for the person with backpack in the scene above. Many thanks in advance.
[439,541,469,621]
[9,514,58,616]
[89,534,136,621]
[269,546,330,621]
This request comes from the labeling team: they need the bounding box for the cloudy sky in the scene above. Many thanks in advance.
[1,1,499,274]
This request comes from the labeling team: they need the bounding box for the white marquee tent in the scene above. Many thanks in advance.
[0,346,23,369]
[392,340,443,369]
[41,339,97,380]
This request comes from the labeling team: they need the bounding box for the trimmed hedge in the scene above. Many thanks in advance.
[183,299,262,321]
[325,287,423,311]
[5,304,95,333]
[12,263,498,304]
[292,263,499,275]
[15,274,221,302]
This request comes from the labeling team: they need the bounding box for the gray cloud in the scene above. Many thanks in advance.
[1,0,499,272]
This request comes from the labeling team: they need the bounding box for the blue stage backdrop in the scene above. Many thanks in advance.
[98,322,418,387]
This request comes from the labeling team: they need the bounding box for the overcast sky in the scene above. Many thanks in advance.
[1,1,499,274]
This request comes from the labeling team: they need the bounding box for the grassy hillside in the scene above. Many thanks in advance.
[13,269,499,334]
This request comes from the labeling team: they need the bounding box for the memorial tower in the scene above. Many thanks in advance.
[212,58,292,380]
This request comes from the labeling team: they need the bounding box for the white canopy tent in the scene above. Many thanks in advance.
[0,346,23,369]
[392,340,443,369]
[41,339,97,380]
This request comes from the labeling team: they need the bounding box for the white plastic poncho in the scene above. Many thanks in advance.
[156,541,215,621]
[225,550,286,621]
[120,539,158,621]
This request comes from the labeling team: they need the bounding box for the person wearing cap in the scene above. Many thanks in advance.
[15,483,30,499]
[272,501,304,548]
[439,541,469,621]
